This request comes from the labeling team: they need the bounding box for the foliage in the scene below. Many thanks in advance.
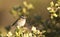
[0,26,46,37]
[0,0,60,37]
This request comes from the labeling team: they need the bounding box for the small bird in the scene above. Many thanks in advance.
[5,16,26,31]
[17,16,26,27]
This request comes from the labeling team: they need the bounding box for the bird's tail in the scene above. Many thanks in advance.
[5,25,11,31]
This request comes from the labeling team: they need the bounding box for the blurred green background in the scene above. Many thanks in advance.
[0,0,56,34]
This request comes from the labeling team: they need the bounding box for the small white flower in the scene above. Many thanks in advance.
[31,26,36,32]
[55,3,59,6]
[7,31,12,37]
[23,1,34,9]
[29,33,32,37]
[50,1,54,7]
[53,13,58,17]
[47,7,51,10]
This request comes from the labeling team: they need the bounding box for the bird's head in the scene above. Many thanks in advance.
[20,16,27,19]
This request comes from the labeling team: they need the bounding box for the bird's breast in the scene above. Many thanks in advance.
[17,19,26,27]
